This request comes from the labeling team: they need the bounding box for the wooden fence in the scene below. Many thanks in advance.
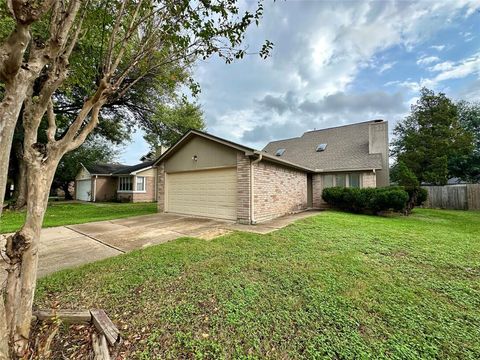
[422,184,480,210]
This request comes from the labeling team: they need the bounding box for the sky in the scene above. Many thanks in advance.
[118,0,480,164]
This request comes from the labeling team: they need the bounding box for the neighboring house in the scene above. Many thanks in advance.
[75,160,157,202]
[153,119,389,223]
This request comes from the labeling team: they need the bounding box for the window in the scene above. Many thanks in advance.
[119,176,133,191]
[316,143,327,152]
[136,176,145,191]
[275,148,286,156]
[323,175,334,188]
[349,173,360,188]
[335,174,346,187]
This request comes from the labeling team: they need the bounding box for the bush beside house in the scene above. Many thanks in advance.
[321,186,422,214]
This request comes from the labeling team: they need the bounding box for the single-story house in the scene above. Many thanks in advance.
[75,160,157,202]
[153,119,389,223]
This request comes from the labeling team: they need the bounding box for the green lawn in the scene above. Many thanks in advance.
[35,209,480,359]
[0,202,157,233]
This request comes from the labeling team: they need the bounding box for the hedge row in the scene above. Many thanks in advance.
[321,186,414,214]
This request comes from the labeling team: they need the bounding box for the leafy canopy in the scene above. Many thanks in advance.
[392,88,474,185]
[142,100,205,149]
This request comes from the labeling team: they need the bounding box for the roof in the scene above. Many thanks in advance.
[84,163,127,175]
[153,129,314,172]
[112,160,155,175]
[262,120,385,172]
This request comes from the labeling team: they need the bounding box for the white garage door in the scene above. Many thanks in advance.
[76,179,91,201]
[167,168,237,220]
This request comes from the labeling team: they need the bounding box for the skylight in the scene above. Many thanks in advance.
[316,143,327,152]
[275,148,286,156]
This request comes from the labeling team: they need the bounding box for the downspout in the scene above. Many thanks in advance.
[250,153,262,225]
[93,175,97,202]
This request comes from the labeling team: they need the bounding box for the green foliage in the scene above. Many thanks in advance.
[392,88,474,185]
[0,202,157,234]
[34,210,480,359]
[54,137,116,183]
[449,101,480,183]
[392,162,428,213]
[142,100,206,149]
[322,186,409,214]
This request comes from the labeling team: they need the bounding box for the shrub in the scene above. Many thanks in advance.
[322,186,409,215]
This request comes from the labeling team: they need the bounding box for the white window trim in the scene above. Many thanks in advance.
[323,173,364,188]
[117,175,147,193]
[135,176,146,193]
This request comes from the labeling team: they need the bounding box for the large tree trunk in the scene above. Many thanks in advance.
[4,157,57,358]
[62,182,73,200]
[0,81,29,218]
[13,156,27,210]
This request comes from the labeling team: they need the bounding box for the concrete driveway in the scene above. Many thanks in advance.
[1,210,320,280]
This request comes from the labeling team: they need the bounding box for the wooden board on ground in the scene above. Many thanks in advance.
[33,309,92,324]
[91,309,120,346]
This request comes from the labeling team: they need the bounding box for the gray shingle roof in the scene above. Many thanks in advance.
[85,163,127,174]
[112,160,155,175]
[262,120,384,172]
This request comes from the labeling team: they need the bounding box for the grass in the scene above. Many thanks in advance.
[35,209,480,359]
[0,202,157,233]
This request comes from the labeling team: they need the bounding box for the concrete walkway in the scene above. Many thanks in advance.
[1,210,321,280]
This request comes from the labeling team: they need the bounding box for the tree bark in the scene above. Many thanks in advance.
[5,156,58,357]
[13,153,27,210]
[0,79,30,218]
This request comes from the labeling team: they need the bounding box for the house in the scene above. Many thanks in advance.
[153,119,389,223]
[75,160,157,202]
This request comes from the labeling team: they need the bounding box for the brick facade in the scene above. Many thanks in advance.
[312,171,377,208]
[236,152,251,224]
[117,177,156,202]
[253,161,307,223]
[94,176,117,202]
[157,162,166,212]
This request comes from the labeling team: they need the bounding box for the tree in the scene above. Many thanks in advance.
[142,100,205,149]
[449,101,480,183]
[391,161,427,215]
[392,88,473,185]
[53,137,116,199]
[0,1,272,357]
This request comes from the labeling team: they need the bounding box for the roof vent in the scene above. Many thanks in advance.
[316,143,327,152]
[275,148,286,156]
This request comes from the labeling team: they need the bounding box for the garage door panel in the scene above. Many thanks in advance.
[167,168,237,220]
[76,179,91,201]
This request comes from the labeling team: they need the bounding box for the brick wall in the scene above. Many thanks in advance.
[362,172,376,188]
[157,163,165,212]
[253,161,307,223]
[312,171,378,208]
[94,176,117,202]
[236,152,251,224]
[312,174,324,208]
[132,177,156,202]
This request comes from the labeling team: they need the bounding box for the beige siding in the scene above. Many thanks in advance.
[253,161,307,223]
[136,167,155,177]
[165,136,237,173]
[75,166,91,180]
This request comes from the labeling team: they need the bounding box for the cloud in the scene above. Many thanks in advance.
[240,90,408,146]
[433,53,480,82]
[430,45,446,51]
[417,56,440,65]
[378,62,397,73]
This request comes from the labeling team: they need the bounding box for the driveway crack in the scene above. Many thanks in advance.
[65,226,125,254]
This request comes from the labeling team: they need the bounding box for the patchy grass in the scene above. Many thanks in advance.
[36,209,480,359]
[0,202,157,233]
